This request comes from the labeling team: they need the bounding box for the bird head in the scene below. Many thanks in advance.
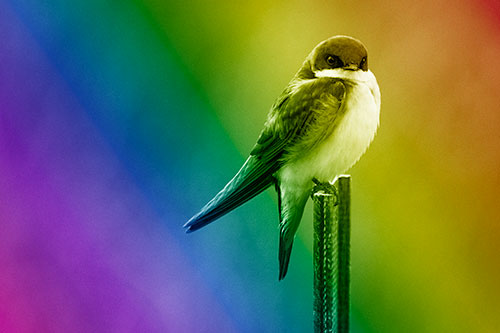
[296,36,368,80]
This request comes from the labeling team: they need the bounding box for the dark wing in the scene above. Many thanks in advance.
[256,78,346,280]
[184,78,346,233]
[184,155,277,232]
[250,78,346,163]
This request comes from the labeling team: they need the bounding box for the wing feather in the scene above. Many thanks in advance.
[185,78,346,233]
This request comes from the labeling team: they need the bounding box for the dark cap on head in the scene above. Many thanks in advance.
[296,36,369,80]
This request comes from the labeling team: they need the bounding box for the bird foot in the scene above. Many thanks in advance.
[311,178,338,204]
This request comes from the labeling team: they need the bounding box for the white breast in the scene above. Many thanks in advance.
[278,69,380,185]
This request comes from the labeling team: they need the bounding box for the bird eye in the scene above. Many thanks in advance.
[360,57,367,68]
[326,55,342,68]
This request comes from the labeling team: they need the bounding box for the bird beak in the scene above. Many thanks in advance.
[344,64,358,71]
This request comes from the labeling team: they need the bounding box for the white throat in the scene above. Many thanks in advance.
[314,68,380,109]
[278,67,381,184]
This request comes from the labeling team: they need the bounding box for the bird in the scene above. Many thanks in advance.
[184,35,381,280]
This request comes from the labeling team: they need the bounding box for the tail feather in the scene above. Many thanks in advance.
[184,156,277,232]
[278,238,294,280]
[277,184,310,280]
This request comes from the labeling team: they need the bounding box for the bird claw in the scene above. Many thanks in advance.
[311,178,338,204]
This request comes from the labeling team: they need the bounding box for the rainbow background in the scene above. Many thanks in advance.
[2,0,500,332]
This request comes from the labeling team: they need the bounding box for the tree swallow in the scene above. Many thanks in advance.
[184,35,381,280]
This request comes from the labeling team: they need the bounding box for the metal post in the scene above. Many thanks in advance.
[312,175,350,333]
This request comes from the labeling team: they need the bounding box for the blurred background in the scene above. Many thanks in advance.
[1,0,500,332]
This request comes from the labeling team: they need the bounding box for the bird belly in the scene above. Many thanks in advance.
[279,82,379,185]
